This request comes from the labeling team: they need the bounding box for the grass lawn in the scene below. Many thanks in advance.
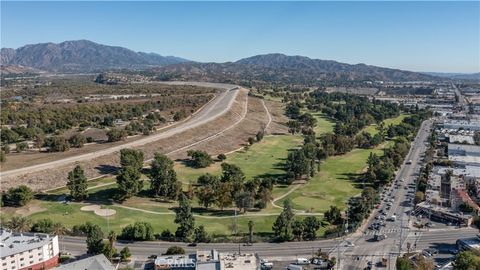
[175,134,303,183]
[279,146,385,213]
[312,112,335,135]
[26,200,283,237]
[362,114,408,135]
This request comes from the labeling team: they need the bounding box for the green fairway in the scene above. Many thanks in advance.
[279,146,384,213]
[362,114,408,135]
[312,112,335,135]
[27,200,283,237]
[175,134,303,183]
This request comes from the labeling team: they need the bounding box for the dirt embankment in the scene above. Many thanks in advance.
[1,90,283,191]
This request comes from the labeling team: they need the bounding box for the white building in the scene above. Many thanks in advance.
[0,229,59,270]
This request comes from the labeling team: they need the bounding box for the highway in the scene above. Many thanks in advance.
[0,82,242,178]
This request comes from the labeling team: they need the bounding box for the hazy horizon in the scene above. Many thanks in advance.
[2,1,479,73]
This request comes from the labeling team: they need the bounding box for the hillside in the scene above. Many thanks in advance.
[153,53,436,83]
[0,40,189,72]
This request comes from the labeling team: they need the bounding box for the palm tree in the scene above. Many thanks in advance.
[107,231,117,249]
[248,220,254,243]
[52,222,67,253]
[8,216,31,232]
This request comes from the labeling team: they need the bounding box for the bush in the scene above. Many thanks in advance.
[16,142,28,152]
[3,185,34,206]
[217,153,227,161]
[120,222,155,241]
[31,218,54,233]
[164,246,185,255]
[187,150,213,168]
[69,133,86,148]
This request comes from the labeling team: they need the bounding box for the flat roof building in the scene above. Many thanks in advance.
[0,229,59,270]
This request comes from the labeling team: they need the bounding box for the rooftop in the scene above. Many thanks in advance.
[218,253,258,270]
[0,229,57,258]
[55,254,115,270]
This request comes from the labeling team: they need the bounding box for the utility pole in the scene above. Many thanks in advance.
[398,214,403,255]
[106,205,110,233]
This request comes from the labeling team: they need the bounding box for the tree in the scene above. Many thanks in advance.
[116,166,143,198]
[67,165,88,201]
[187,150,213,168]
[234,192,254,213]
[15,142,28,152]
[45,136,70,152]
[174,194,195,240]
[69,133,86,148]
[414,191,425,205]
[221,163,245,194]
[85,223,104,255]
[107,128,127,142]
[248,137,255,145]
[215,182,233,210]
[292,220,304,241]
[31,218,54,233]
[3,185,34,206]
[0,150,6,163]
[217,153,227,161]
[324,206,343,225]
[102,239,117,260]
[1,128,19,144]
[150,153,179,199]
[120,222,155,241]
[256,130,265,142]
[286,120,302,135]
[196,185,216,209]
[165,246,185,255]
[194,225,210,243]
[416,255,435,270]
[247,220,254,243]
[285,150,310,180]
[120,149,144,171]
[120,247,131,262]
[197,173,220,187]
[272,199,295,241]
[396,257,413,270]
[303,216,321,240]
[7,216,31,232]
[453,250,480,270]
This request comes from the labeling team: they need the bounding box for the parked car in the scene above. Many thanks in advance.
[296,258,310,265]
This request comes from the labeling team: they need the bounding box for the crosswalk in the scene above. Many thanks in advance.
[364,228,402,236]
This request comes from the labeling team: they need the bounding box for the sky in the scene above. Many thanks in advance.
[1,1,479,73]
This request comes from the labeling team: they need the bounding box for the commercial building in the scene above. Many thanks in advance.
[153,250,259,270]
[0,229,59,270]
[448,144,480,165]
[443,120,480,131]
[54,254,115,270]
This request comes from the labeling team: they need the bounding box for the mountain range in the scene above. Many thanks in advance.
[1,40,189,72]
[1,40,439,82]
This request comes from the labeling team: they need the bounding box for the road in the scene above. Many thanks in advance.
[451,82,467,106]
[0,82,242,178]
[55,117,478,268]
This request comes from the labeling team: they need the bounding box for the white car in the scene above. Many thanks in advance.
[345,241,355,247]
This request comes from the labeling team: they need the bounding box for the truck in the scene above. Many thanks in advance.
[296,258,310,265]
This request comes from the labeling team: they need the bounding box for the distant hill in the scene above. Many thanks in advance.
[0,40,190,72]
[153,53,436,83]
[423,72,480,81]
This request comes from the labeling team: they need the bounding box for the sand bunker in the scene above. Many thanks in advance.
[80,205,116,217]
